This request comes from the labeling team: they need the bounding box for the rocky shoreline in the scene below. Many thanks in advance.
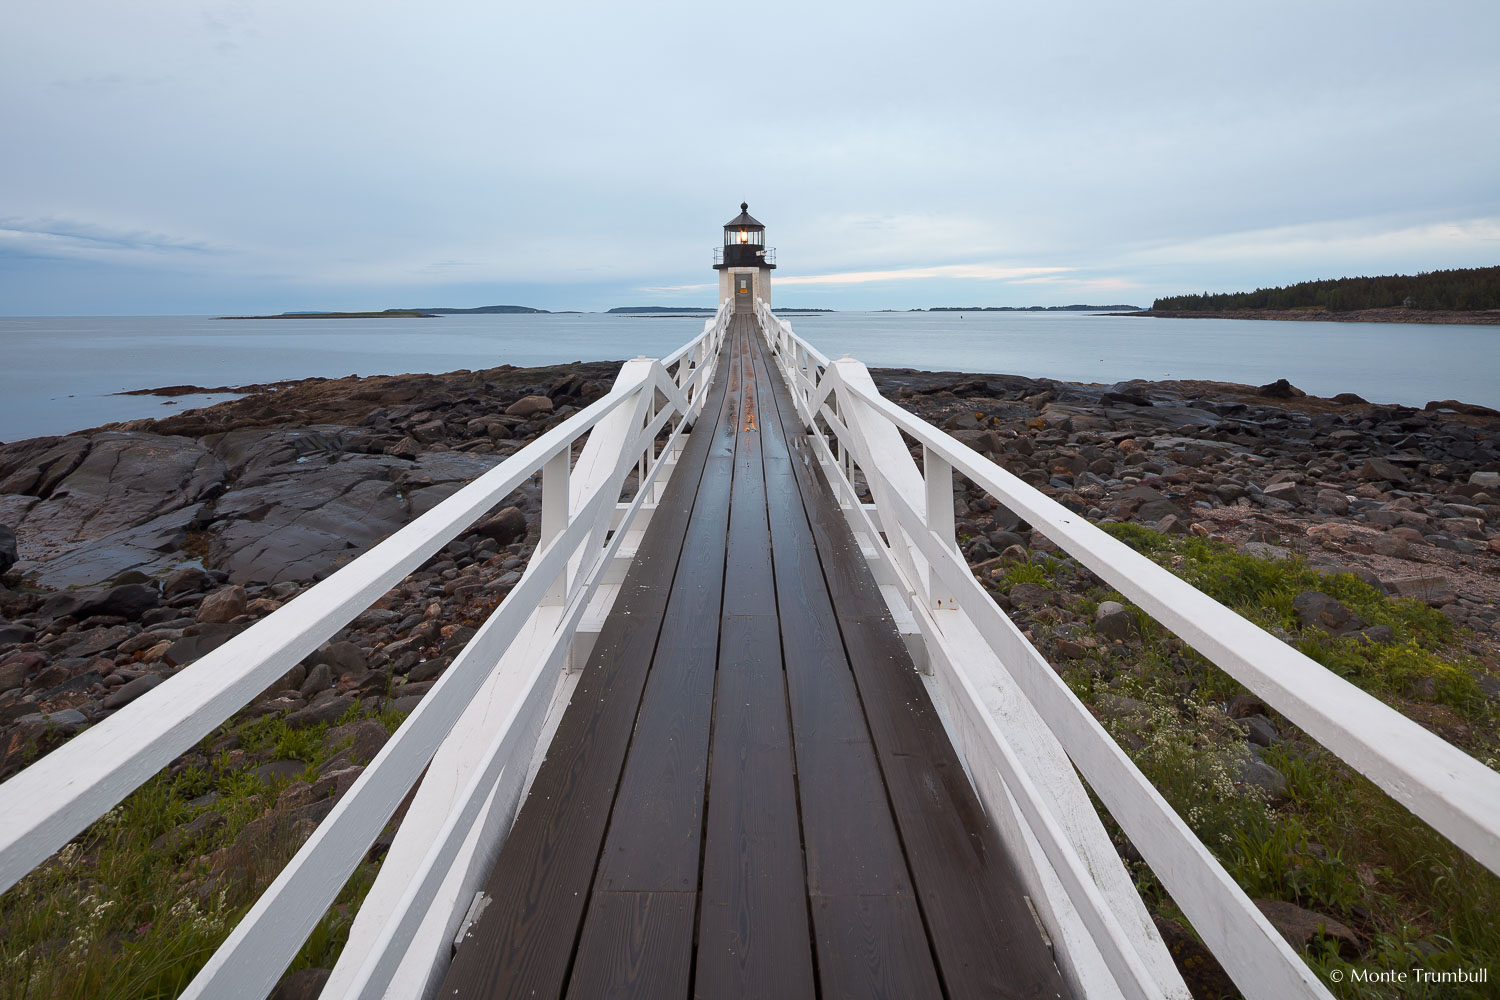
[1,357,1498,996]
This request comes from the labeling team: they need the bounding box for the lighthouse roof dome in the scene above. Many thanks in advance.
[723,202,764,230]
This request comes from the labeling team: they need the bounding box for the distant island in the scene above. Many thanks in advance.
[220,305,549,319]
[917,304,1142,312]
[220,310,440,319]
[608,306,714,314]
[403,305,549,314]
[606,306,836,314]
[1133,265,1500,324]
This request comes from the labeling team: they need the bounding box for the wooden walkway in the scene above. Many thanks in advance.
[440,313,1070,1000]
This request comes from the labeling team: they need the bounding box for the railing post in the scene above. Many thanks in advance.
[923,445,960,611]
[541,449,570,605]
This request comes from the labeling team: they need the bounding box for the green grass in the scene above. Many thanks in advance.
[0,707,407,999]
[1028,527,1500,998]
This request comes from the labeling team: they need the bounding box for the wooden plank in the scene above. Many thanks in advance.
[695,615,814,999]
[438,334,737,1000]
[812,895,944,1000]
[753,324,1071,1000]
[591,332,738,894]
[747,328,943,997]
[564,891,695,1000]
[723,318,777,619]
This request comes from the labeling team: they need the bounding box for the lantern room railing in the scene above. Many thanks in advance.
[712,245,775,267]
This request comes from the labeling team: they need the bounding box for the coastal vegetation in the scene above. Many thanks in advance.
[989,528,1500,999]
[1153,266,1500,314]
[0,705,406,999]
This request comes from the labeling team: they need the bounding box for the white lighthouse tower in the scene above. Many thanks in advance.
[713,202,776,313]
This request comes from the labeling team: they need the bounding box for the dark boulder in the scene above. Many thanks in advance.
[1291,591,1356,632]
[1257,378,1306,399]
[37,583,159,622]
[0,525,16,575]
[474,506,528,545]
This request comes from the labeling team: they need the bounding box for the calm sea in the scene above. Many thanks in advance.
[2,311,1496,442]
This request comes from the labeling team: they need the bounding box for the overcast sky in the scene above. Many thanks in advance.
[2,0,1497,314]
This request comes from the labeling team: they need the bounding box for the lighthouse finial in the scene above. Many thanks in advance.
[741,201,748,212]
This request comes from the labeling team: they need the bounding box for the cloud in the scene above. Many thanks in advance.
[639,282,715,293]
[775,263,1074,287]
[0,218,224,262]
[1128,214,1500,271]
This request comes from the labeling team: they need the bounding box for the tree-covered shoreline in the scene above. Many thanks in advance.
[1153,265,1500,313]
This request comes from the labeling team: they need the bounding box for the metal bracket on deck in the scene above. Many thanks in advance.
[452,891,492,955]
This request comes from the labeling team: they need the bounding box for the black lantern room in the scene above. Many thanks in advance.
[713,202,776,270]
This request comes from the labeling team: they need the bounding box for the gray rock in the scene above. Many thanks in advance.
[271,968,331,1000]
[1153,513,1188,535]
[408,657,447,683]
[504,395,553,417]
[351,607,399,630]
[389,694,424,715]
[1368,533,1412,559]
[64,624,135,659]
[1359,457,1409,485]
[1291,592,1354,632]
[252,759,310,784]
[324,719,389,765]
[197,585,248,624]
[103,673,164,709]
[0,524,16,574]
[317,640,367,677]
[285,693,356,728]
[474,506,528,545]
[1242,541,1292,561]
[33,505,205,590]
[987,530,1025,552]
[1226,692,1268,719]
[207,454,410,584]
[1094,694,1147,719]
[164,623,245,666]
[164,565,211,598]
[1478,676,1500,702]
[1382,575,1455,606]
[1238,714,1280,747]
[409,419,448,444]
[1232,749,1289,802]
[0,657,35,691]
[9,432,224,570]
[0,621,36,647]
[1346,624,1395,645]
[1262,481,1302,504]
[16,709,88,733]
[1313,489,1350,515]
[1095,602,1135,641]
[39,583,160,622]
[1469,471,1500,490]
[1253,899,1360,958]
[299,662,333,698]
[1007,582,1055,609]
[1257,378,1305,398]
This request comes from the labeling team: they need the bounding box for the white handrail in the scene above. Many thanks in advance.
[754,301,1500,997]
[0,305,732,997]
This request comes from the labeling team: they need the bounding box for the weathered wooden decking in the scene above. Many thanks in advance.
[440,313,1070,999]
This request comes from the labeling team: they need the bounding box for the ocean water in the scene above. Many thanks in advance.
[2,311,1496,442]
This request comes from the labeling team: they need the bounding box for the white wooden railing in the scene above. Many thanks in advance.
[0,303,732,1000]
[755,298,1500,1000]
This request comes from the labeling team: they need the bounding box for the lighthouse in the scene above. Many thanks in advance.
[713,202,776,313]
